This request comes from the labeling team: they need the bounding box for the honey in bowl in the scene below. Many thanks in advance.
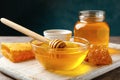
[31,38,89,71]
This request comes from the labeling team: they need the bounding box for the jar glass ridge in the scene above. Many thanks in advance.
[79,10,105,22]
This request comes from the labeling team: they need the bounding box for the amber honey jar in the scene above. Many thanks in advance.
[74,10,110,47]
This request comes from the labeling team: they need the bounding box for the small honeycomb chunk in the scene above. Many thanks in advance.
[85,45,112,65]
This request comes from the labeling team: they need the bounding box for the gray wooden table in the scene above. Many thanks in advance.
[0,36,120,80]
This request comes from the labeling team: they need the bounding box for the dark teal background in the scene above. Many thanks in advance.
[0,0,120,36]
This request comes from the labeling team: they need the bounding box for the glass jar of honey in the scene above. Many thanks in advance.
[74,10,110,47]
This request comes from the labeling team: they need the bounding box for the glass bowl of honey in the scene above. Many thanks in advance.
[31,37,89,71]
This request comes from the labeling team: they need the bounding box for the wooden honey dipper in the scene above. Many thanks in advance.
[0,18,66,48]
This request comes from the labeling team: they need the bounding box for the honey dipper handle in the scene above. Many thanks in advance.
[0,18,50,44]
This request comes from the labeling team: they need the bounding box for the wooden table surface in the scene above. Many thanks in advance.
[0,36,120,80]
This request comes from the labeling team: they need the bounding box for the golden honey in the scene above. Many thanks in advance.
[31,40,89,71]
[74,10,110,47]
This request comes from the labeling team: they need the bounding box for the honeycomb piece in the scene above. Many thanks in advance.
[1,42,35,62]
[85,45,112,65]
